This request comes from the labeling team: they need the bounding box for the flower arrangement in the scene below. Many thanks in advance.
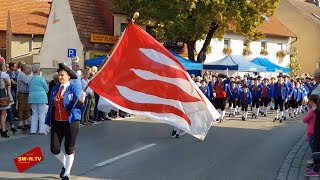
[276,50,286,59]
[223,46,232,55]
[260,48,268,56]
[242,47,252,56]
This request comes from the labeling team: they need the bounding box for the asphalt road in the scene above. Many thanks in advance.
[0,112,305,180]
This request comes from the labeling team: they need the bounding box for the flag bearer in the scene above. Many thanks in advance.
[45,63,86,180]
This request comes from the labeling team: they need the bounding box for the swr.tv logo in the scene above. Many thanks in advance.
[14,147,44,172]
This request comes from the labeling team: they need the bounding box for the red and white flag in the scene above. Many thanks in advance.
[89,22,220,140]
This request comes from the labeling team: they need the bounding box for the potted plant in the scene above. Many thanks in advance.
[242,47,252,57]
[260,48,268,56]
[276,50,286,59]
[223,46,232,55]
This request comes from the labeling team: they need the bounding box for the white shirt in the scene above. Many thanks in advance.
[60,81,70,96]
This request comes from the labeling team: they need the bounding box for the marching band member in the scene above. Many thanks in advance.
[228,81,240,117]
[272,75,288,123]
[260,78,272,117]
[288,81,303,118]
[250,78,262,119]
[44,63,86,180]
[240,85,252,121]
[213,74,231,122]
[269,77,276,110]
[283,75,292,120]
[208,75,217,105]
[199,80,210,99]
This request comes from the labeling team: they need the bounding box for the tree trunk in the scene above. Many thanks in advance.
[187,40,196,61]
[197,22,219,63]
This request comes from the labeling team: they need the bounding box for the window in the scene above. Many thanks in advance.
[278,43,283,50]
[224,38,231,47]
[120,23,128,35]
[261,41,267,50]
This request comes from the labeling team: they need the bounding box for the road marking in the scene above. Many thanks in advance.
[180,132,187,136]
[95,143,156,167]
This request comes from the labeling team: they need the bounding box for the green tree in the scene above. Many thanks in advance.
[113,0,279,62]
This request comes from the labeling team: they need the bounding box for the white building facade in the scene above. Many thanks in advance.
[196,33,292,67]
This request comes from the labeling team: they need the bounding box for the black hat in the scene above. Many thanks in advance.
[243,85,249,88]
[218,74,226,78]
[277,74,283,78]
[263,78,268,81]
[57,63,77,79]
[257,76,262,79]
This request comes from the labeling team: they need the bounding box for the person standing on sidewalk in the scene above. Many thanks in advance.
[17,64,31,130]
[306,69,320,176]
[304,94,319,176]
[45,63,85,180]
[28,64,49,134]
[6,62,17,134]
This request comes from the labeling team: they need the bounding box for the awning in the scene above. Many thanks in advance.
[169,50,203,70]
[251,57,291,73]
[85,55,107,66]
[203,55,266,72]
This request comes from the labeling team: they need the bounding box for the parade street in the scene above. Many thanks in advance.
[0,112,306,180]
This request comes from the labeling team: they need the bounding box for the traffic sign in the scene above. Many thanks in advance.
[68,48,77,58]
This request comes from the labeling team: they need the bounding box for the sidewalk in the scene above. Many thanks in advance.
[275,130,319,180]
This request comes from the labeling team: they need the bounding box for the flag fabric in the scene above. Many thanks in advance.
[88,21,220,140]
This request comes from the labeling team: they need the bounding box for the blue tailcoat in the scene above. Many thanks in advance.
[45,84,83,126]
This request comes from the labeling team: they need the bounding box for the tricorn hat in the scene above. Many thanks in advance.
[218,74,226,78]
[57,63,77,79]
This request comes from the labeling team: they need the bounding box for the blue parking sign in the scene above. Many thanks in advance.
[68,48,77,58]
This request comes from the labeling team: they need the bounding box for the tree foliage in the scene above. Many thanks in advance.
[113,0,279,62]
[289,54,301,76]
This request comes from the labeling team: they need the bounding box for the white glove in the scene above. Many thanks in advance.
[213,93,216,98]
[78,92,86,102]
[43,124,50,135]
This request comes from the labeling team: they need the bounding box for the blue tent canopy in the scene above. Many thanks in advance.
[203,55,266,72]
[169,50,203,70]
[85,55,107,66]
[251,57,291,73]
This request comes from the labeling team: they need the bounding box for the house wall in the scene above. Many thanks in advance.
[275,0,320,74]
[196,33,291,67]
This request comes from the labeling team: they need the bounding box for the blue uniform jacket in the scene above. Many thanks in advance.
[288,86,303,101]
[227,85,240,99]
[199,85,210,99]
[301,84,309,99]
[305,82,315,96]
[208,81,216,98]
[45,84,83,126]
[273,82,288,100]
[239,91,252,105]
[250,84,262,99]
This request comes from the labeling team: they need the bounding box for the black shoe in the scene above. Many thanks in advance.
[273,118,277,122]
[264,114,267,117]
[60,167,65,178]
[171,130,177,137]
[252,114,255,118]
[11,128,17,135]
[25,124,31,129]
[280,119,283,123]
[283,117,287,121]
[61,176,69,180]
[242,116,245,121]
[175,134,180,138]
[1,131,9,138]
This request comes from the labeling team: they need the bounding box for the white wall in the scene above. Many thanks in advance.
[196,33,292,68]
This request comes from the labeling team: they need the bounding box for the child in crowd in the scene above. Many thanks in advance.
[304,94,320,176]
